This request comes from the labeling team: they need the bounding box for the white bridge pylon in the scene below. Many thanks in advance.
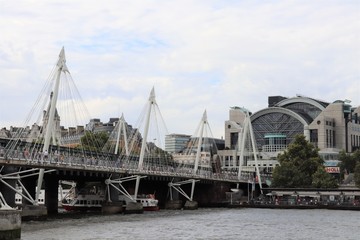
[105,113,141,203]
[106,87,171,201]
[168,110,210,202]
[237,110,263,194]
[35,47,68,202]
[105,114,141,202]
[0,47,80,209]
[114,113,129,156]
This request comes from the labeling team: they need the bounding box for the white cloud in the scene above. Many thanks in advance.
[0,0,359,138]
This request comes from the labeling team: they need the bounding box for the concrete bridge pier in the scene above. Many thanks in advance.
[0,210,21,240]
[164,199,183,210]
[21,177,47,220]
[165,186,183,210]
[102,177,125,214]
[102,201,124,214]
[121,185,143,214]
[184,200,198,210]
[124,201,143,214]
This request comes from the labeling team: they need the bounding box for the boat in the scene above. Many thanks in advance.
[118,193,160,211]
[61,185,105,211]
[62,184,159,212]
[136,194,159,211]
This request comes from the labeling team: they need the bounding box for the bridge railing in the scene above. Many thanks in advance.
[0,146,268,183]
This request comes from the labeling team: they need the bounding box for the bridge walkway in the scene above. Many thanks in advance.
[0,146,264,184]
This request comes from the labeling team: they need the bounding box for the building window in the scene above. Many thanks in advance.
[230,132,238,149]
[326,129,329,148]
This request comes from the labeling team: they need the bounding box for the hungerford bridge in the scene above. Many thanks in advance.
[0,48,266,215]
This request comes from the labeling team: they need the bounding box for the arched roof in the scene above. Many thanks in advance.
[250,107,309,126]
[275,96,327,111]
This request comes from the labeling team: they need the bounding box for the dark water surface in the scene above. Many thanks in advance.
[21,208,359,240]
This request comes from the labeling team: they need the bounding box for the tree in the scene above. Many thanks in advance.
[272,134,337,188]
[272,162,307,187]
[338,150,356,175]
[353,150,360,188]
[79,131,109,151]
[339,149,360,184]
[312,166,338,188]
[354,162,360,188]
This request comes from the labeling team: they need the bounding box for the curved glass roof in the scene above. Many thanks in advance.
[275,96,329,123]
[252,112,304,150]
[281,102,321,123]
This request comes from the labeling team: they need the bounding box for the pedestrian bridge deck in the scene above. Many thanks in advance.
[0,154,259,184]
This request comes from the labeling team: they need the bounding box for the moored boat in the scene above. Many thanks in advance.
[118,193,160,211]
[61,186,105,211]
[62,186,159,212]
[136,194,159,211]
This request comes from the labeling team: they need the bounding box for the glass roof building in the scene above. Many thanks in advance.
[218,95,360,173]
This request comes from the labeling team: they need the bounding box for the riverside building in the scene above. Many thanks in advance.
[217,95,360,174]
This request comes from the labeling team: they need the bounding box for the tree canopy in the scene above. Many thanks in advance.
[338,150,357,174]
[271,134,338,188]
[79,131,109,152]
[351,149,360,188]
[338,149,360,188]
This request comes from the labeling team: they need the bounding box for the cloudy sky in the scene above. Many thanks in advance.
[0,0,359,138]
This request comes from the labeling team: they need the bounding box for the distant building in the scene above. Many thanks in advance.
[165,133,225,155]
[165,134,191,153]
[1,116,123,149]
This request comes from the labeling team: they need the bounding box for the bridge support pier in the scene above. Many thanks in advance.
[45,176,59,215]
[184,200,198,210]
[20,176,48,220]
[165,186,182,209]
[102,175,125,214]
[124,202,143,214]
[0,209,21,240]
[20,176,49,220]
[165,178,182,209]
[165,200,183,210]
[166,179,199,210]
[102,201,124,214]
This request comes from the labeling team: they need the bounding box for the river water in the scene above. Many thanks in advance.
[21,208,359,240]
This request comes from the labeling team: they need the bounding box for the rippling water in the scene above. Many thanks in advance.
[21,208,359,240]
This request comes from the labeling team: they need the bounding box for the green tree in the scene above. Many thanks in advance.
[312,166,338,188]
[338,150,356,175]
[272,162,307,187]
[272,134,336,188]
[79,131,109,151]
[353,150,360,188]
[352,149,360,166]
[354,162,360,188]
